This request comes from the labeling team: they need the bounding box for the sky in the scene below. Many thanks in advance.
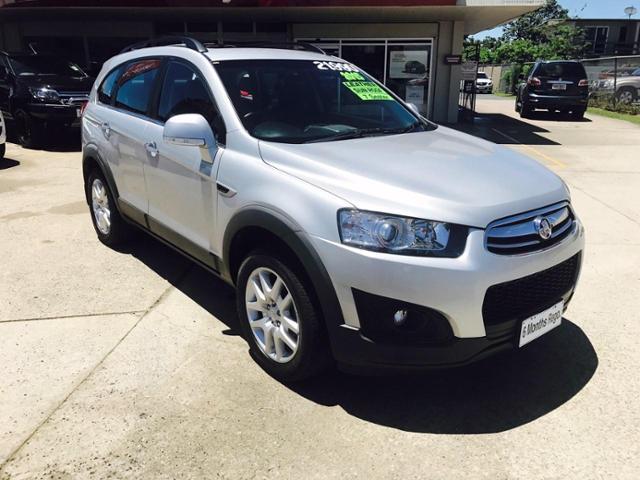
[473,0,639,39]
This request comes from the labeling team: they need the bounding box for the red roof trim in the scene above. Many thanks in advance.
[0,0,458,8]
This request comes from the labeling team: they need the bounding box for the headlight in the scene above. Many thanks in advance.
[29,87,60,103]
[338,209,468,257]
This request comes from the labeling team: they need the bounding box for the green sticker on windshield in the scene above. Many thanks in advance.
[343,80,393,101]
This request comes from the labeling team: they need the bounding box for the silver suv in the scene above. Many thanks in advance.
[82,38,584,381]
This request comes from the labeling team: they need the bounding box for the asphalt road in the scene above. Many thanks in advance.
[1,97,639,479]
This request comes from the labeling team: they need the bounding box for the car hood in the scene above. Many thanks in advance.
[17,74,94,92]
[258,126,568,228]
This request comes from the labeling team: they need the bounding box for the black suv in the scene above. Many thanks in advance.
[0,52,94,147]
[516,60,589,120]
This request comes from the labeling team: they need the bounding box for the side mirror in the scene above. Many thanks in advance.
[163,113,217,163]
[407,102,420,116]
[518,74,525,81]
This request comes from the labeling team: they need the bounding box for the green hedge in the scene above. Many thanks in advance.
[589,96,640,115]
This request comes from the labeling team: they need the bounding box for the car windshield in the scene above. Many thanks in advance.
[536,62,586,78]
[8,55,87,77]
[214,59,431,144]
[477,72,488,79]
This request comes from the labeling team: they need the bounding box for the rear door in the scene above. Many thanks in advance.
[534,62,586,96]
[84,64,124,180]
[108,58,163,214]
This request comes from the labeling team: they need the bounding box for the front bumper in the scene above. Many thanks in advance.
[527,94,588,109]
[27,103,83,125]
[310,219,585,370]
[476,84,493,92]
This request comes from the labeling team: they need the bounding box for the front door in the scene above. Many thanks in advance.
[143,59,223,259]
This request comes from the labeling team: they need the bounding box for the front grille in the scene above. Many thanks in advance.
[482,253,581,326]
[486,202,576,255]
[59,92,89,106]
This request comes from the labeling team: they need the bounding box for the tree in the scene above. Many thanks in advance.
[502,0,569,44]
[465,0,586,65]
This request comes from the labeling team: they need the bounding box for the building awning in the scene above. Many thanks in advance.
[0,0,545,35]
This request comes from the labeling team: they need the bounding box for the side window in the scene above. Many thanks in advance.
[98,67,121,105]
[114,59,162,115]
[157,60,225,143]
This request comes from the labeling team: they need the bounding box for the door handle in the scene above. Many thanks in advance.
[144,141,159,158]
[100,122,110,138]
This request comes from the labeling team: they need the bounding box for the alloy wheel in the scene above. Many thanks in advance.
[618,90,634,105]
[245,267,300,363]
[91,178,111,235]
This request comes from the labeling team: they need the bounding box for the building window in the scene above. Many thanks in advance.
[618,26,628,43]
[584,26,609,54]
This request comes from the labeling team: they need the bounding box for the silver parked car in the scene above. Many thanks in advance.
[476,71,493,93]
[82,38,584,381]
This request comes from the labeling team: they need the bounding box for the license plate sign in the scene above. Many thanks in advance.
[552,83,567,90]
[519,301,563,347]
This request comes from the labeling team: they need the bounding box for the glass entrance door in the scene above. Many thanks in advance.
[340,43,386,82]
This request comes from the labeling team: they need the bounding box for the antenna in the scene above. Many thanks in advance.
[624,6,638,19]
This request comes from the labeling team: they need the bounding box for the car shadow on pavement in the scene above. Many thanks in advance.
[0,158,20,170]
[124,235,241,335]
[123,236,598,435]
[451,113,570,146]
[290,320,598,434]
[6,130,81,153]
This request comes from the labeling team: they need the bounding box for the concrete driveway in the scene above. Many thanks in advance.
[0,98,639,479]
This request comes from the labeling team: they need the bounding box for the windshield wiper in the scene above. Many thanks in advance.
[303,129,367,143]
[303,122,424,144]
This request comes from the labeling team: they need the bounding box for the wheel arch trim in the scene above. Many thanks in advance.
[82,144,120,206]
[222,207,346,351]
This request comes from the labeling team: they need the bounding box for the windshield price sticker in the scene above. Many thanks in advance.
[313,61,359,72]
[343,80,393,101]
[338,71,393,101]
[314,62,393,101]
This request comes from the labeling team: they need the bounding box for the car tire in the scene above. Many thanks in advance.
[515,99,521,113]
[0,143,5,160]
[520,103,534,118]
[616,87,637,105]
[15,110,44,149]
[85,169,134,247]
[236,251,331,382]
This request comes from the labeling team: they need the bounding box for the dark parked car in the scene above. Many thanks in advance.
[516,60,589,119]
[0,52,94,148]
[403,60,426,74]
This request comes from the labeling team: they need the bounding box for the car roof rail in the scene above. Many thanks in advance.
[120,36,207,54]
[203,41,326,55]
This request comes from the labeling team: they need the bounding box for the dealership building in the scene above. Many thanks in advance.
[0,0,543,123]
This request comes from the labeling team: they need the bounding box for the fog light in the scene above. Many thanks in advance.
[393,309,408,326]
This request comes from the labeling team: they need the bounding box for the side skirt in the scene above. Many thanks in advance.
[117,198,231,285]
